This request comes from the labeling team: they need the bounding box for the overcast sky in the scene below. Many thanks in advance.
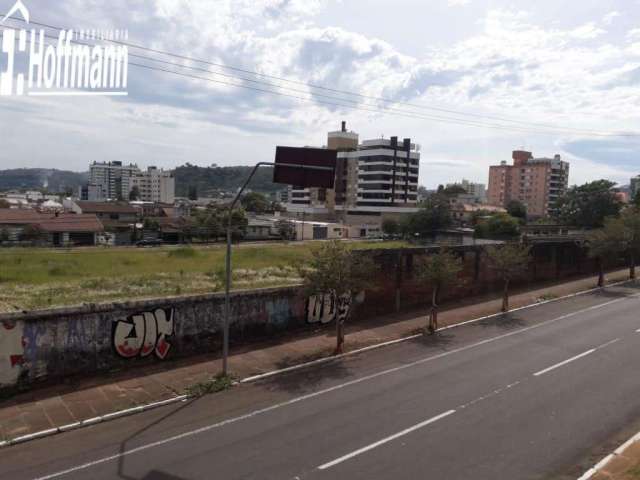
[0,0,638,188]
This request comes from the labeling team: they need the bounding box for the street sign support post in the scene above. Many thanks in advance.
[221,150,336,376]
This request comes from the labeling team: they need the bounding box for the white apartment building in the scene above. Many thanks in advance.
[446,179,487,203]
[131,167,175,204]
[89,161,140,200]
[287,123,420,222]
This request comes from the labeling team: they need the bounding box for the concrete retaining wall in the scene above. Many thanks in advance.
[0,287,306,392]
[0,242,619,393]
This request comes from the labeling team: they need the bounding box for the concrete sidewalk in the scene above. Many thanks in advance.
[0,269,631,443]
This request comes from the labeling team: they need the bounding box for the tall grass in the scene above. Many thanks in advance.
[0,241,407,311]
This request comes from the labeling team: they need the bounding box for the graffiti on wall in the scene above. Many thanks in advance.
[306,293,352,324]
[112,308,175,360]
[0,320,25,386]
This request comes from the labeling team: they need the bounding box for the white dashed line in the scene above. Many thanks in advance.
[317,410,456,470]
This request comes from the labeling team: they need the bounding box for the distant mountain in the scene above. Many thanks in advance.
[0,165,285,197]
[0,169,88,193]
[174,164,282,197]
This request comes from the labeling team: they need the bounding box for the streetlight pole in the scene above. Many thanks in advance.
[221,161,334,376]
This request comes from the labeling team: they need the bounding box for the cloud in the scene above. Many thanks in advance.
[603,11,620,26]
[1,0,638,188]
[447,0,471,6]
[569,22,606,40]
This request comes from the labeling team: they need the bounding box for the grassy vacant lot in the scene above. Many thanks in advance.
[0,241,408,312]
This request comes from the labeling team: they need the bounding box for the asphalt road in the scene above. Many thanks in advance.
[3,282,640,480]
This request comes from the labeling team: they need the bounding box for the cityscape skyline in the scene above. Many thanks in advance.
[0,0,638,189]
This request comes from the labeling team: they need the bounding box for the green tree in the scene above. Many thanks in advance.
[381,218,400,236]
[506,200,527,221]
[619,207,640,279]
[442,185,467,196]
[275,219,296,240]
[0,199,9,209]
[414,249,463,334]
[594,208,640,281]
[403,194,451,237]
[21,224,44,243]
[555,180,622,228]
[143,218,160,231]
[0,228,9,243]
[240,192,270,214]
[474,213,520,239]
[298,241,375,354]
[129,186,140,201]
[485,243,531,312]
[586,225,622,287]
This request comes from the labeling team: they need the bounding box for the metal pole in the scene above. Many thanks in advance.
[221,161,333,375]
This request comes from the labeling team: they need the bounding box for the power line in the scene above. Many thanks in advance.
[3,19,638,138]
[7,15,635,136]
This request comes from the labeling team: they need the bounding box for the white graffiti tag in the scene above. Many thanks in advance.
[306,294,352,324]
[112,308,174,360]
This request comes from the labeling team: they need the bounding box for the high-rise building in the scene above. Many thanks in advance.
[130,167,175,204]
[89,161,140,200]
[288,122,420,222]
[487,150,569,218]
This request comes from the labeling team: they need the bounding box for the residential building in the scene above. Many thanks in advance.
[487,150,569,218]
[78,183,104,201]
[65,200,139,222]
[450,203,506,225]
[89,161,140,200]
[630,175,640,201]
[130,167,175,203]
[287,122,420,224]
[446,179,486,203]
[0,209,103,246]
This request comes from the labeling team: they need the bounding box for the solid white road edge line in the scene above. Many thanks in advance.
[576,429,640,479]
[242,280,632,384]
[29,295,635,480]
[5,280,632,450]
[317,410,456,470]
[533,349,596,377]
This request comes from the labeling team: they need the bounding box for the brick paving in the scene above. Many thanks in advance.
[0,269,631,442]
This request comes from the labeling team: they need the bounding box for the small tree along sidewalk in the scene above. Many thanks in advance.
[298,241,375,354]
[485,243,532,312]
[0,267,632,443]
[414,249,463,334]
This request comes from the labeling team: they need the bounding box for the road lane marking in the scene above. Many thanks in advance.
[316,410,456,470]
[596,338,620,349]
[533,349,595,376]
[31,295,637,479]
[533,336,621,377]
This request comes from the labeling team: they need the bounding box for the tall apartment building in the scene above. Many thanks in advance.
[89,161,140,200]
[131,167,175,204]
[288,122,420,222]
[487,150,569,218]
[446,179,486,203]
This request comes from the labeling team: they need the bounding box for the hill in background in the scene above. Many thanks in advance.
[0,165,284,197]
[0,169,88,193]
[174,164,281,197]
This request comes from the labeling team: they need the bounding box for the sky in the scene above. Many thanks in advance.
[0,0,638,188]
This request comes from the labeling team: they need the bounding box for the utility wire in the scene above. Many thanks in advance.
[3,19,638,137]
[6,15,624,135]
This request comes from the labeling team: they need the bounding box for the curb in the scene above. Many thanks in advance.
[0,276,632,449]
[577,430,640,480]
